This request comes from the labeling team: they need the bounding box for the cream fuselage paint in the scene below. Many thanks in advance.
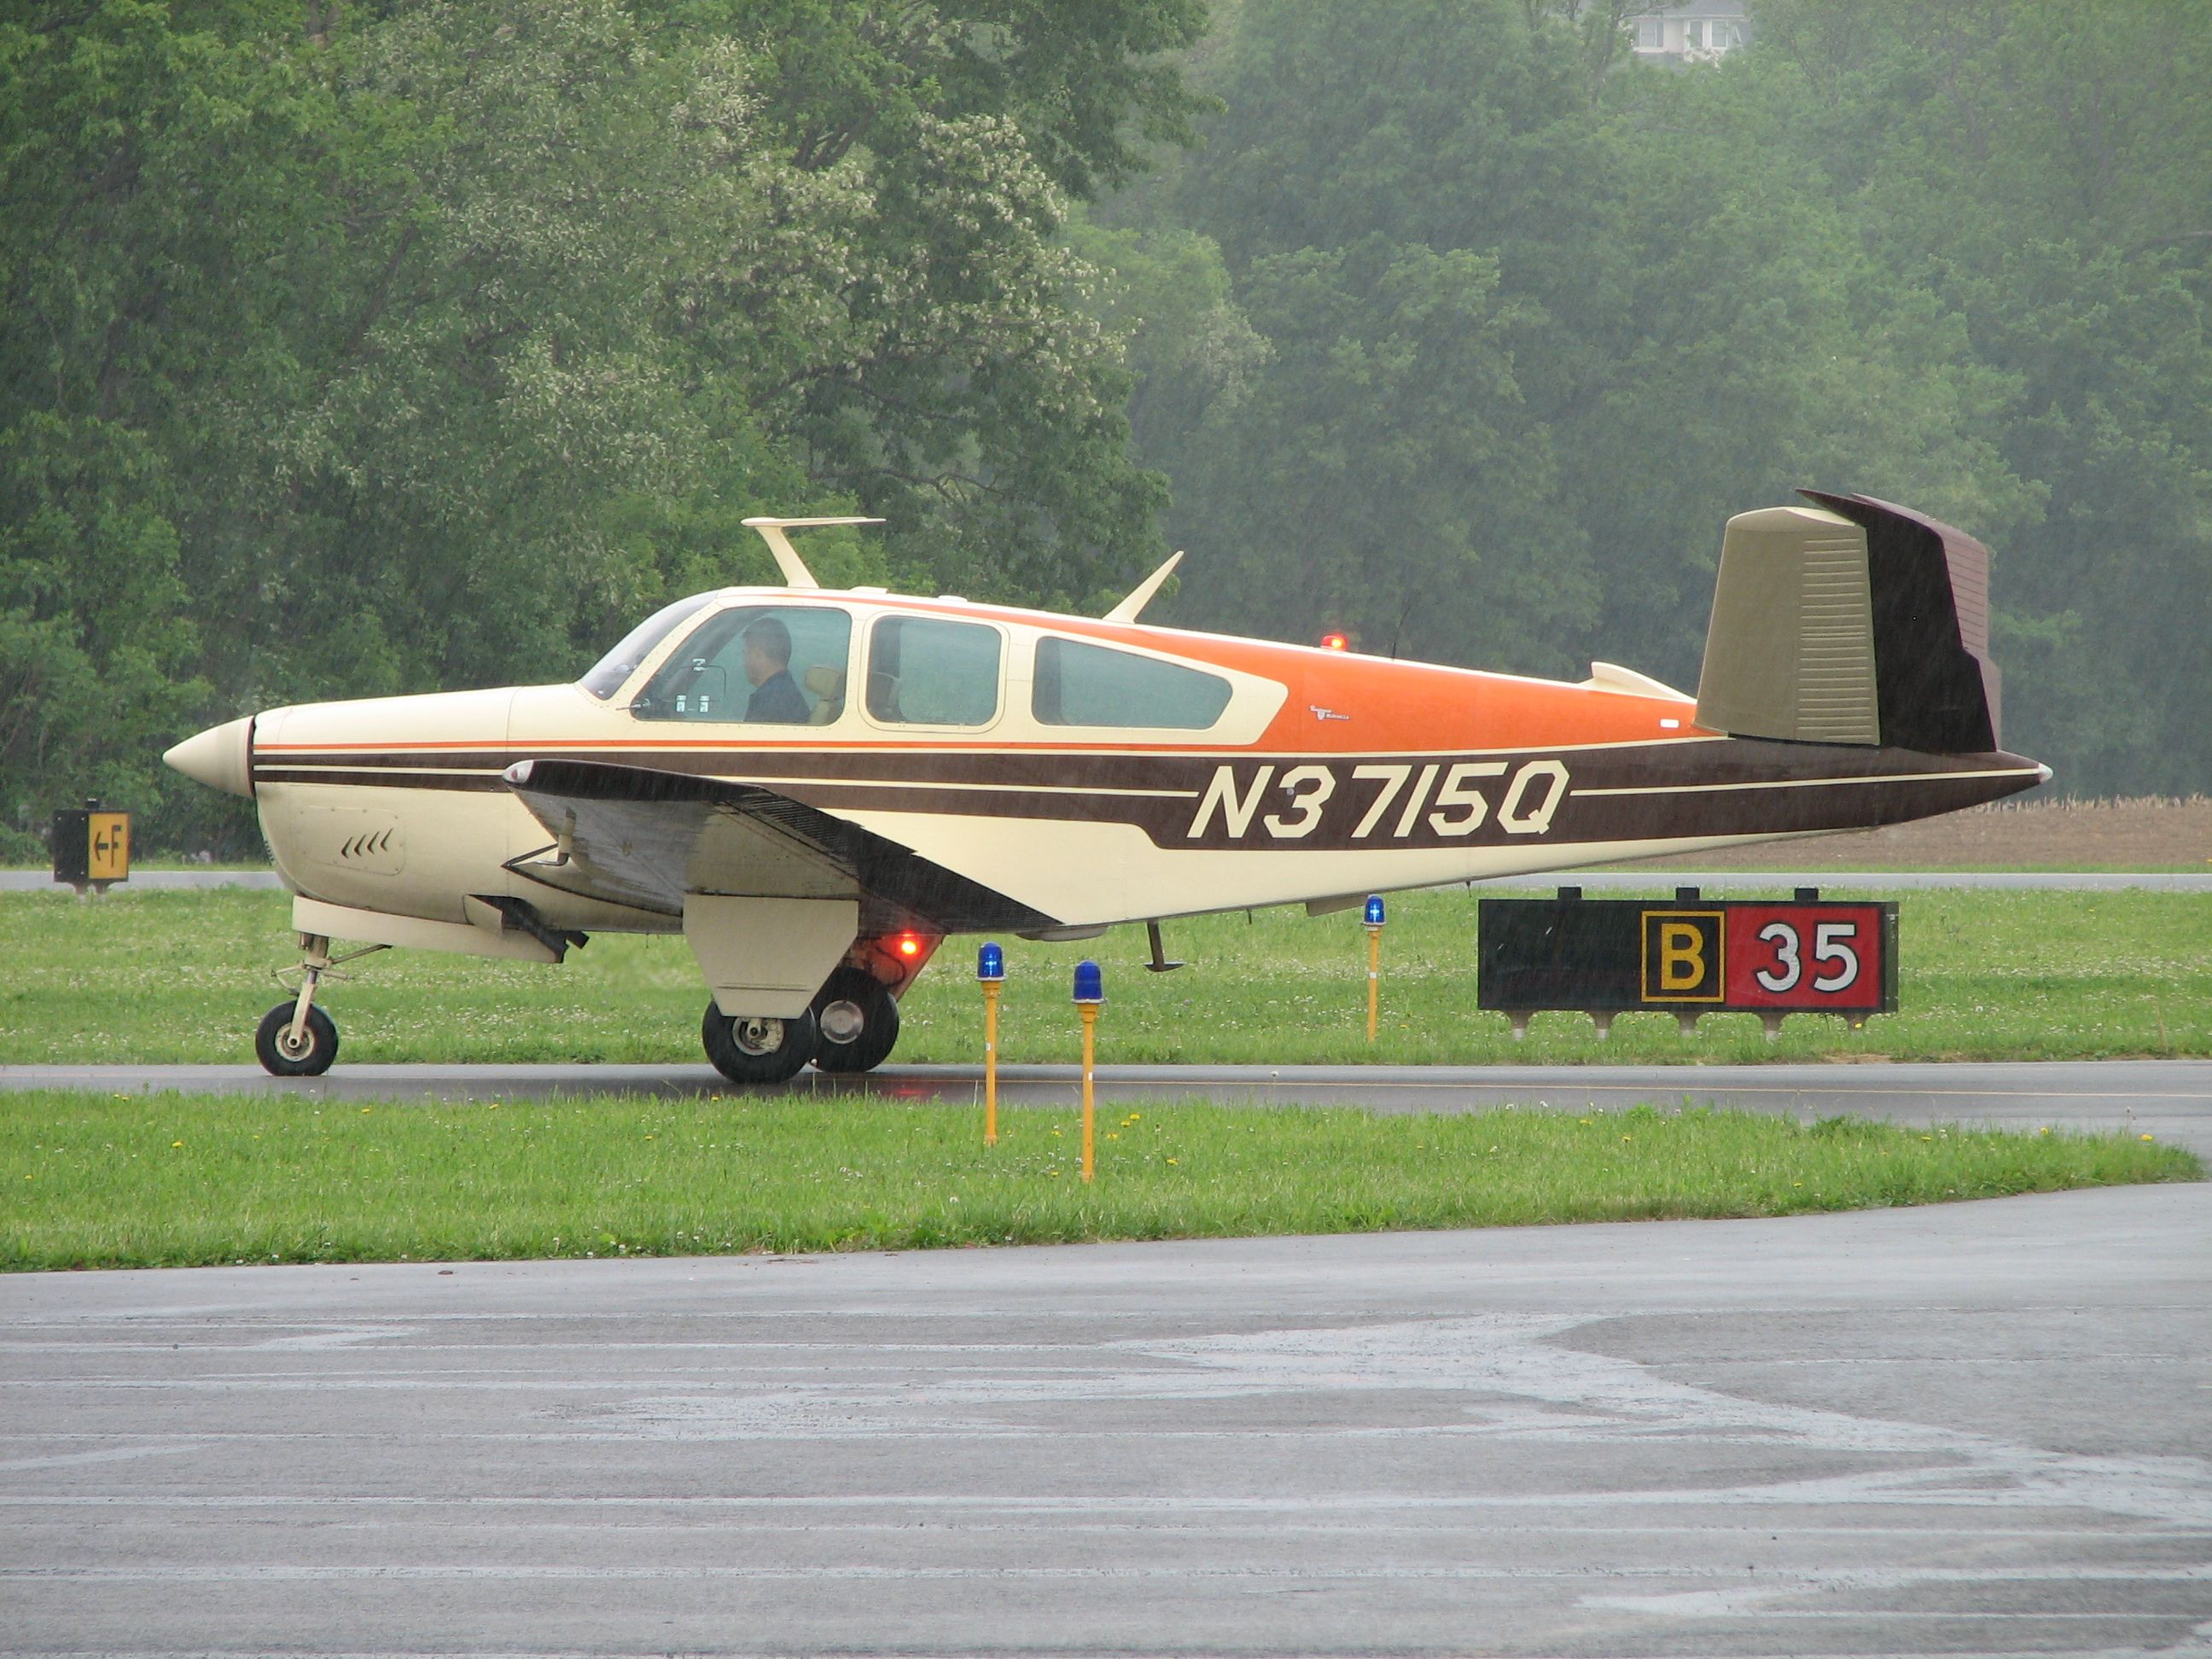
[255,684,671,933]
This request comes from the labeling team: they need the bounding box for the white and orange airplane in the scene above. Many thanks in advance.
[163,491,2046,1080]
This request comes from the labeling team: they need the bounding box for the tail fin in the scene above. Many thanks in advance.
[1694,489,2000,753]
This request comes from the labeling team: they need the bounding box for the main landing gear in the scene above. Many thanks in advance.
[809,966,900,1075]
[701,1003,820,1086]
[696,968,899,1086]
[253,932,386,1077]
[701,939,928,1086]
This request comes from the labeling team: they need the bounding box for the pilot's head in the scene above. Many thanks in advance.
[741,616,793,686]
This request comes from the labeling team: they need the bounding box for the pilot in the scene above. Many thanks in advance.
[741,616,810,724]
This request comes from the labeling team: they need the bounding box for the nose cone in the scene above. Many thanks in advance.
[163,716,254,798]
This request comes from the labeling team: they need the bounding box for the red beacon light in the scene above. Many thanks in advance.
[1319,632,1349,652]
[895,932,923,959]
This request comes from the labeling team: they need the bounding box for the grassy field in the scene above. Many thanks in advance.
[0,885,2206,1066]
[3,1089,2193,1271]
[1631,795,2212,872]
[16,790,2207,874]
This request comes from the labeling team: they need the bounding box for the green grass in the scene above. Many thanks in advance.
[3,1091,2194,1271]
[1632,859,2210,874]
[1,886,2207,1066]
[1,859,280,873]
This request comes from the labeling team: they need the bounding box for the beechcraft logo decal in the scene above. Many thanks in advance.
[1185,759,1569,843]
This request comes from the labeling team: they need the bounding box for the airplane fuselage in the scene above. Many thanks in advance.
[160,492,2046,1078]
[233,590,2042,940]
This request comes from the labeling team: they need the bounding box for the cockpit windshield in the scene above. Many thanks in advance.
[576,593,716,699]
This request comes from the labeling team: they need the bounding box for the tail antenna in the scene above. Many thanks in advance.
[1104,550,1185,623]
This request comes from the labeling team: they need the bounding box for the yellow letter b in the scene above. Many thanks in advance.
[1658,922,1706,991]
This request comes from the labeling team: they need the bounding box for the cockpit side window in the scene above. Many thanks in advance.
[578,594,715,699]
[632,604,853,725]
[1032,636,1233,730]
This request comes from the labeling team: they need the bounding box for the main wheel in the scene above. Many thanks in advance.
[255,1002,339,1077]
[701,1000,818,1086]
[810,966,901,1074]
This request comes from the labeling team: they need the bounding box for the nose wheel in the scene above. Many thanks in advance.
[253,932,384,1077]
[256,1001,339,1075]
[810,966,900,1074]
[701,1001,819,1086]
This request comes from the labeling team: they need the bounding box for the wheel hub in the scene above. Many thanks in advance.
[818,999,865,1043]
[731,1016,785,1057]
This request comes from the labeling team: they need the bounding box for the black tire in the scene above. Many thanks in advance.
[810,966,901,1074]
[701,1000,818,1086]
[255,1002,338,1077]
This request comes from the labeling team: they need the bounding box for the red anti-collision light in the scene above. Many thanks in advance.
[1319,632,1348,651]
[897,934,923,958]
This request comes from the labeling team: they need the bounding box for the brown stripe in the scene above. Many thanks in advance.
[257,742,2043,855]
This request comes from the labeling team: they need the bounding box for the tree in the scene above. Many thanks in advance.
[1094,0,2206,798]
[1160,237,1594,670]
[1752,0,2212,790]
[3,0,1206,848]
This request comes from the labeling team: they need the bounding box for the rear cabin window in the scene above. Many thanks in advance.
[1032,637,1233,730]
[865,616,1002,727]
[578,593,715,699]
[632,604,853,725]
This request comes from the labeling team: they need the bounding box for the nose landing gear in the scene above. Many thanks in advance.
[255,1000,339,1075]
[253,932,387,1077]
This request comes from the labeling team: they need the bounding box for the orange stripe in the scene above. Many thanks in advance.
[260,594,1714,757]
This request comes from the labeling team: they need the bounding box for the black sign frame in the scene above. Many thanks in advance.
[1476,887,1900,1032]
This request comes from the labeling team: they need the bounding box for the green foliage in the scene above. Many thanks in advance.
[1173,236,1592,669]
[1091,0,2211,777]
[5,0,2207,850]
[1732,0,2212,791]
[2,0,1196,848]
[702,0,1213,200]
[0,413,208,835]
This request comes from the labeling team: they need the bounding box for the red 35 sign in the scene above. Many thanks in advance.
[1724,904,1891,1011]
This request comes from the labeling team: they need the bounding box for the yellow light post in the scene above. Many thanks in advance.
[1364,894,1386,1043]
[1072,959,1104,1182]
[977,942,1005,1145]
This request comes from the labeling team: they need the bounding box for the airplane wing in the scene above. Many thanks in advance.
[500,758,1054,936]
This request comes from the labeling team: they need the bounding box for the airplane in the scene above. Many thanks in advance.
[162,491,2047,1080]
